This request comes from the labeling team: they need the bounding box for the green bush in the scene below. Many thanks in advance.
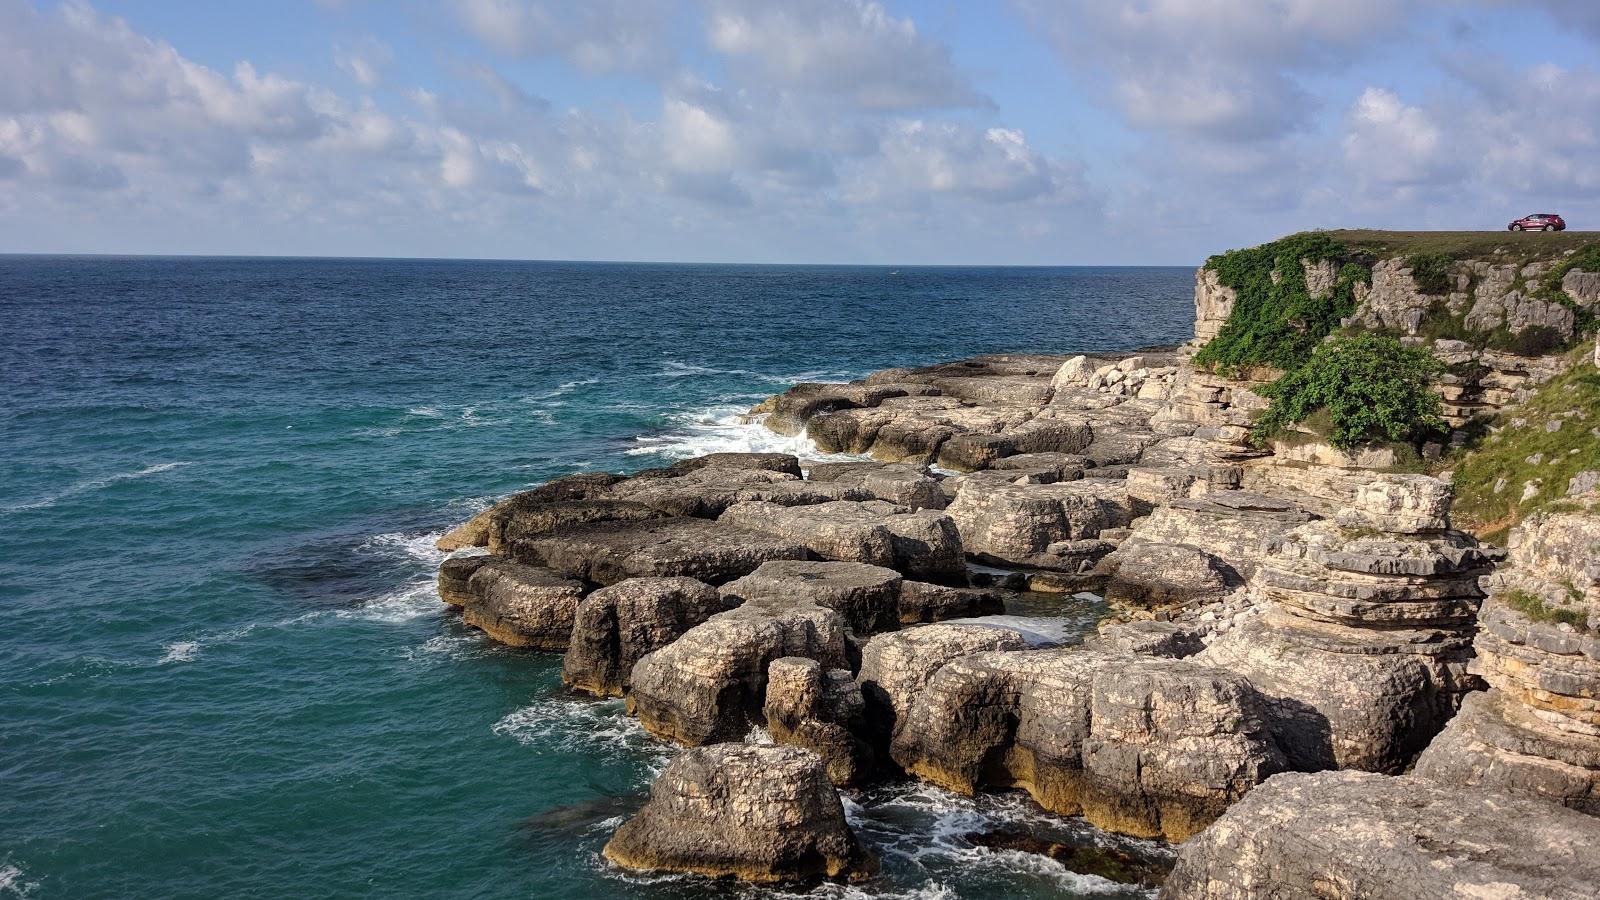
[1252,333,1445,449]
[1194,233,1370,376]
[1406,253,1454,295]
[1535,242,1600,339]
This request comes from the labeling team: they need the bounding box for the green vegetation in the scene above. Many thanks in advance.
[1407,252,1454,295]
[1502,588,1591,632]
[1444,350,1600,542]
[1252,333,1445,449]
[1532,243,1600,338]
[1193,233,1370,376]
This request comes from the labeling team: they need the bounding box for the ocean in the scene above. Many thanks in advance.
[0,256,1195,899]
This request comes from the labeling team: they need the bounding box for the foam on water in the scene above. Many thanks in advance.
[627,407,863,462]
[159,641,199,664]
[492,696,670,774]
[2,461,192,513]
[0,863,38,898]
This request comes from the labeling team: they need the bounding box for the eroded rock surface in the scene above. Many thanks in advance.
[561,577,729,697]
[514,517,810,586]
[603,744,876,883]
[436,554,586,650]
[1164,770,1600,900]
[763,657,875,785]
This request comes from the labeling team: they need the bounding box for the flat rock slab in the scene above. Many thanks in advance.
[437,554,586,650]
[603,744,876,884]
[514,517,810,586]
[720,500,964,579]
[721,559,903,636]
[1164,770,1600,900]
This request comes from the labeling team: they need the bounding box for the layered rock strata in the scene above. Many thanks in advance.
[436,554,585,650]
[762,657,875,786]
[603,744,876,883]
[1415,502,1600,812]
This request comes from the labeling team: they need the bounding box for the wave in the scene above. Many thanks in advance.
[654,360,859,385]
[492,695,671,778]
[0,862,38,898]
[2,461,192,513]
[626,406,865,463]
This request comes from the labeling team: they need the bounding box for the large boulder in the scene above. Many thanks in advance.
[1164,770,1600,900]
[662,452,803,478]
[513,517,810,586]
[895,581,1006,625]
[487,499,667,555]
[946,478,1135,569]
[1096,542,1234,613]
[561,577,730,697]
[626,591,851,745]
[856,624,1030,748]
[891,650,1285,841]
[763,657,875,786]
[436,554,586,650]
[434,472,626,550]
[603,744,876,883]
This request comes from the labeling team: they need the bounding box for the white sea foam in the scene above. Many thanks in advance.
[159,641,199,664]
[2,462,192,513]
[654,360,857,385]
[626,406,865,463]
[0,863,38,898]
[492,696,672,774]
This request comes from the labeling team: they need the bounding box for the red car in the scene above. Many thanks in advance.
[1508,213,1566,231]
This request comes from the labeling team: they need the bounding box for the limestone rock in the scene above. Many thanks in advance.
[663,452,802,478]
[1115,492,1311,582]
[804,461,948,509]
[721,559,904,636]
[896,581,1006,625]
[604,467,802,518]
[947,478,1134,570]
[434,472,625,550]
[1164,770,1600,900]
[856,624,1029,748]
[561,577,730,697]
[763,657,874,785]
[1097,542,1233,613]
[891,650,1284,841]
[438,554,586,650]
[1089,620,1204,658]
[719,500,964,579]
[487,499,667,555]
[626,591,851,745]
[514,517,809,586]
[603,744,876,883]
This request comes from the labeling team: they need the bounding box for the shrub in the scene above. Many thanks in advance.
[1407,253,1454,296]
[1252,333,1445,449]
[1503,589,1591,632]
[1534,241,1600,339]
[1194,233,1370,376]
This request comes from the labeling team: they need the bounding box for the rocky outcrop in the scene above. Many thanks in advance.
[434,472,626,550]
[720,559,903,637]
[802,461,948,509]
[1111,492,1311,584]
[626,588,851,746]
[1096,542,1233,615]
[763,657,874,785]
[561,577,730,697]
[1415,504,1600,812]
[436,554,585,649]
[719,500,964,579]
[1200,518,1490,772]
[1164,770,1600,900]
[891,649,1285,841]
[855,624,1030,748]
[513,517,810,586]
[945,477,1133,570]
[603,744,876,883]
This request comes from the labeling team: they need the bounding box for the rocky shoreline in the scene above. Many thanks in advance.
[436,239,1600,896]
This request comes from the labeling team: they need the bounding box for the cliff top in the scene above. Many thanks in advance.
[1321,229,1599,263]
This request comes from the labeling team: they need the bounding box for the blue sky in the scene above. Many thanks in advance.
[2,1,1598,264]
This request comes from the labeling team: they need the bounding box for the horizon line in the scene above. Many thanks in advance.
[0,251,1198,268]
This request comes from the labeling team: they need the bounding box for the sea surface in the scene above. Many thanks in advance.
[0,257,1194,899]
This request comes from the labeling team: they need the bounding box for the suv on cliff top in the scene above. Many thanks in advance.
[1508,213,1566,231]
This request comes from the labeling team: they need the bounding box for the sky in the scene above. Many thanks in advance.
[1,0,1597,265]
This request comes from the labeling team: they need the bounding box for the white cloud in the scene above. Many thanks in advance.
[704,0,988,110]
[452,0,674,73]
[1342,87,1455,187]
[334,36,391,87]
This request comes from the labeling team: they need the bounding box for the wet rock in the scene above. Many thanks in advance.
[561,577,730,697]
[438,554,586,650]
[603,744,876,883]
[1164,770,1600,900]
[763,657,874,785]
[892,650,1284,841]
[627,591,851,745]
[721,559,904,637]
[856,624,1029,748]
[514,517,810,586]
[758,381,942,437]
[965,830,1168,888]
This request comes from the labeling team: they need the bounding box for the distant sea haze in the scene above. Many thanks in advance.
[0,256,1192,899]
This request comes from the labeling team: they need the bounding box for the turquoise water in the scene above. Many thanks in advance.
[0,257,1193,899]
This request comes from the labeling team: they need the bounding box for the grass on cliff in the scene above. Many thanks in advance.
[1328,229,1600,265]
[1193,233,1369,376]
[1444,348,1600,542]
[1503,588,1592,633]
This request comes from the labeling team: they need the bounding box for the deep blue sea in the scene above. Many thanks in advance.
[0,257,1194,899]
